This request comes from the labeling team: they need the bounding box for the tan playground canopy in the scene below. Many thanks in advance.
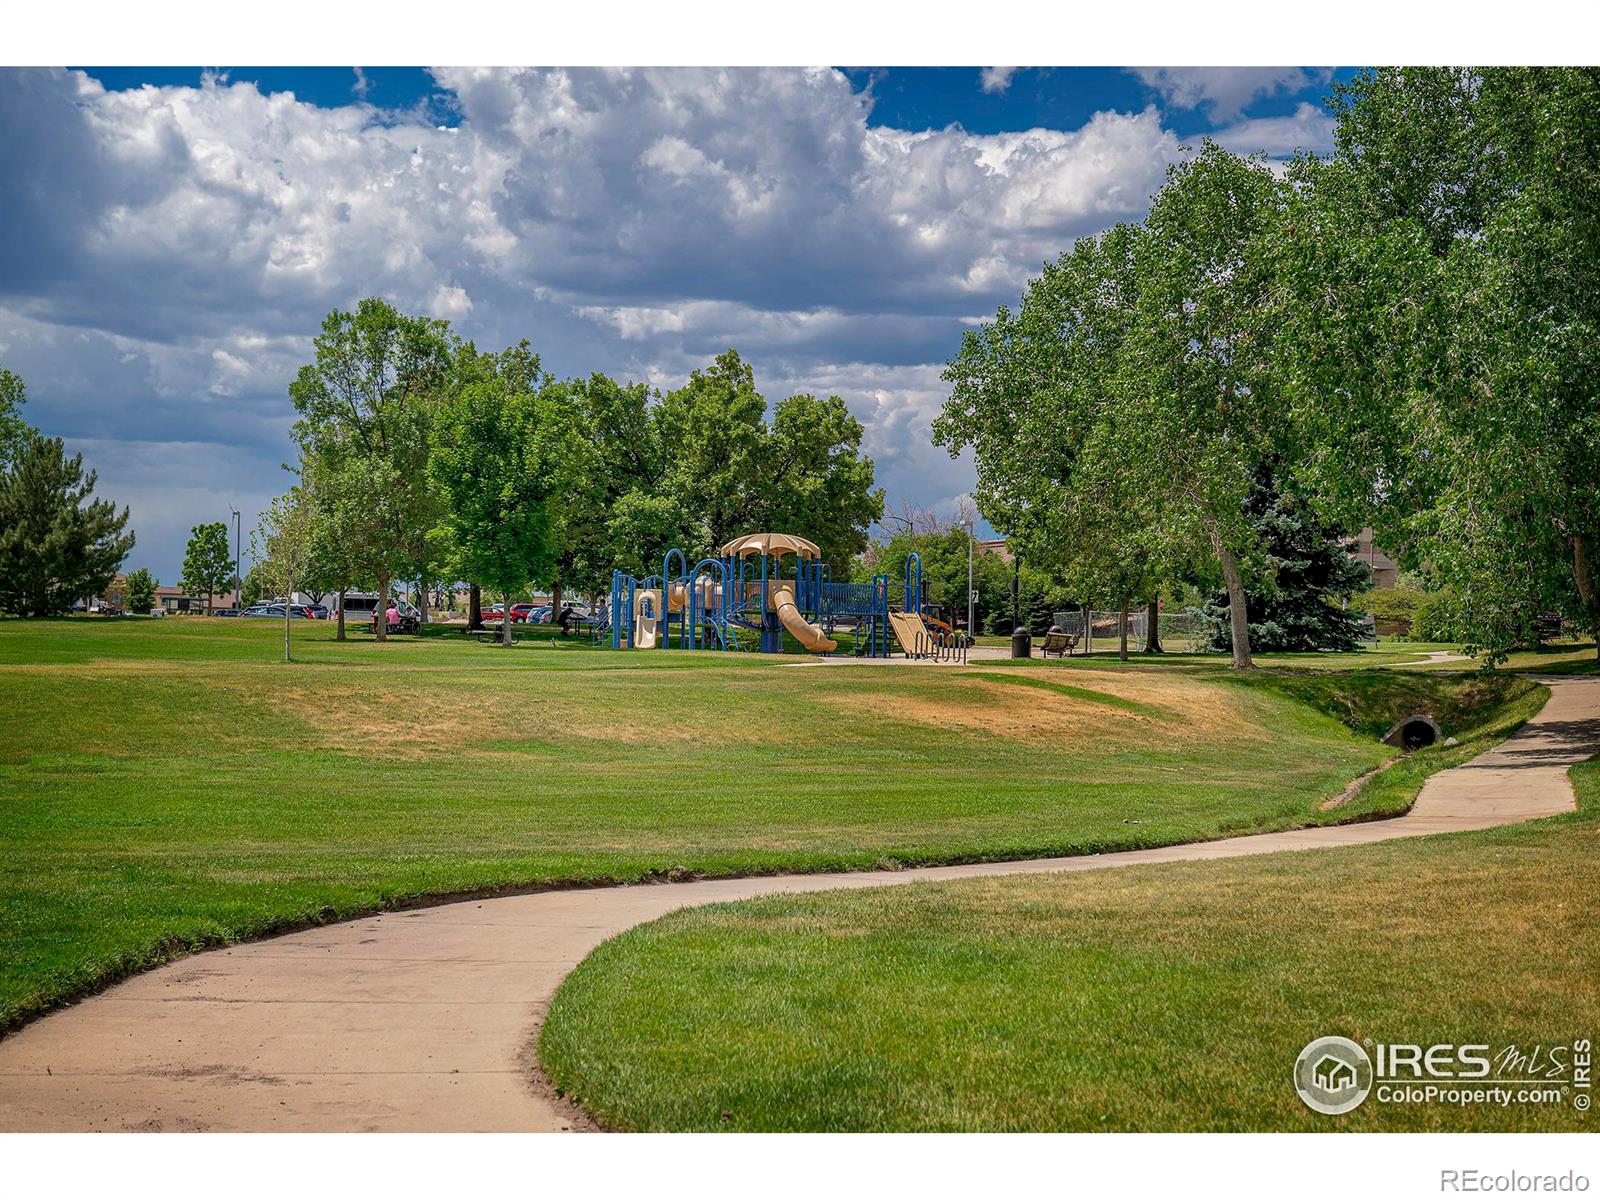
[719,532,822,560]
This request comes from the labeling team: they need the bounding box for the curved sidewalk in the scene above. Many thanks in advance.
[2,676,1595,1132]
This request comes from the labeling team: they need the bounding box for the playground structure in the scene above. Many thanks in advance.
[606,533,967,660]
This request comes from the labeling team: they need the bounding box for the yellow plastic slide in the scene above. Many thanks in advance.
[771,583,837,653]
[888,611,934,657]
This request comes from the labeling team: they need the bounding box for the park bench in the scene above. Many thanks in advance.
[1039,631,1080,658]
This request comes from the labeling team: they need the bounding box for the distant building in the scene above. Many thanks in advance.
[154,585,215,613]
[975,538,1013,564]
[1349,528,1400,589]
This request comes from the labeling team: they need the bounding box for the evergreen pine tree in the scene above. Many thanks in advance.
[1204,472,1372,653]
[0,433,135,616]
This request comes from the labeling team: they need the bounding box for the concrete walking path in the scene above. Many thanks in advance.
[2,676,1595,1132]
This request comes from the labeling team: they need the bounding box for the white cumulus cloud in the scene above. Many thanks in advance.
[0,65,1324,577]
[1131,66,1326,120]
[979,67,1020,94]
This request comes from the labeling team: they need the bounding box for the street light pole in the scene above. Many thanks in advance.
[229,507,241,607]
[966,520,975,645]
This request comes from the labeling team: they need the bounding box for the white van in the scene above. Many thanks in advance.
[332,592,381,620]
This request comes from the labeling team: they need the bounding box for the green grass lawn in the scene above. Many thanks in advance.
[1416,640,1600,676]
[1003,644,1457,670]
[0,617,1536,1033]
[539,761,1597,1133]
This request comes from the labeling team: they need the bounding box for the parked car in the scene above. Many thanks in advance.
[238,603,311,619]
[304,604,330,620]
[212,608,241,618]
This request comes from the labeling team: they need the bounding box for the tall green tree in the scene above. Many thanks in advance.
[432,346,576,646]
[0,433,134,616]
[0,366,36,473]
[290,298,455,642]
[938,151,1290,669]
[1283,67,1600,659]
[550,372,669,602]
[598,350,882,579]
[1119,147,1293,668]
[758,392,884,567]
[239,562,270,607]
[655,350,767,555]
[179,522,232,614]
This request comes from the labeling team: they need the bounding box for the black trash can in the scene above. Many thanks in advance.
[1011,627,1032,658]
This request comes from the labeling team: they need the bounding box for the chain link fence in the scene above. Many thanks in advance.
[1052,607,1211,653]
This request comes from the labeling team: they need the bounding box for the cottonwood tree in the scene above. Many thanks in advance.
[290,298,454,643]
[1117,147,1296,668]
[936,203,1214,663]
[1281,67,1600,659]
[179,521,232,614]
[0,433,134,616]
[432,345,576,646]
[652,350,883,566]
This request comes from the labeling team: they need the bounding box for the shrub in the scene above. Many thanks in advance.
[1357,587,1423,637]
[1412,589,1463,643]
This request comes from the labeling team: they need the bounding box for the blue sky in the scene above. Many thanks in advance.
[3,66,1353,581]
[77,65,1354,134]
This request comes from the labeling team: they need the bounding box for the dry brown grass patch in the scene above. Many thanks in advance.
[823,669,1268,748]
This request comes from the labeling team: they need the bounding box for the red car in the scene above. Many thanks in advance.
[508,603,540,623]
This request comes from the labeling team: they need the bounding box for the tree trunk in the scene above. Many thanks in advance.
[1574,534,1599,658]
[206,589,213,616]
[1010,555,1021,633]
[1143,597,1163,653]
[336,588,347,641]
[418,578,429,627]
[502,590,514,647]
[1205,516,1254,669]
[551,580,564,633]
[1118,599,1131,662]
[469,584,482,631]
[375,573,389,643]
[283,605,292,662]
